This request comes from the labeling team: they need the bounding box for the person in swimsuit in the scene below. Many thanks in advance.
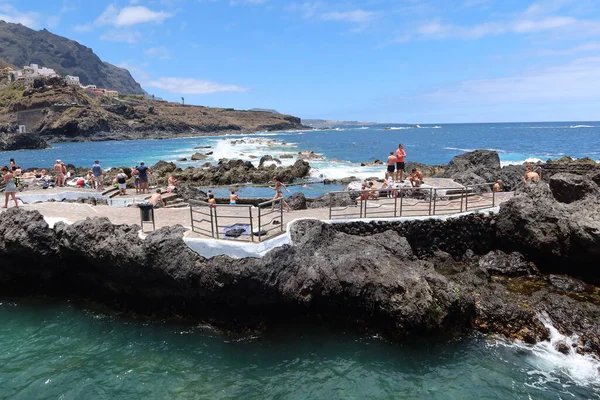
[207,193,216,207]
[493,179,503,192]
[2,167,19,208]
[387,152,396,176]
[524,167,540,183]
[395,144,407,182]
[270,176,291,212]
[409,168,424,187]
[131,167,140,194]
[229,189,239,204]
[53,159,64,187]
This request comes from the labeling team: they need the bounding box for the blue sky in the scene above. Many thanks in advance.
[3,0,600,123]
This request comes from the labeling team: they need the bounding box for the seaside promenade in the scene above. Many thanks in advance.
[0,185,515,241]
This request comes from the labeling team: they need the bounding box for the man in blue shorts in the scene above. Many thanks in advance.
[136,162,150,194]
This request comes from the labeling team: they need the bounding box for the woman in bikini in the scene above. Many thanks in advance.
[270,176,291,212]
[2,167,19,208]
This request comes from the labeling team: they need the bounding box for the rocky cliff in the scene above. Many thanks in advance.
[0,78,306,145]
[0,175,599,356]
[0,21,144,94]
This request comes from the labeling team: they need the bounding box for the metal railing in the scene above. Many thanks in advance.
[256,197,285,240]
[188,198,285,242]
[328,182,500,220]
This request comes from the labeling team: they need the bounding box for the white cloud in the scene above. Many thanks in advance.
[423,57,600,103]
[0,4,40,28]
[145,77,248,94]
[117,60,151,81]
[404,15,600,41]
[100,30,143,43]
[115,6,172,26]
[321,9,376,24]
[536,41,600,55]
[93,5,172,27]
[145,46,171,59]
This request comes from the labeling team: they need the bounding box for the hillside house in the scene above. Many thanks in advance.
[103,90,119,98]
[65,75,80,86]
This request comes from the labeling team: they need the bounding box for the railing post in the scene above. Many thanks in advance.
[329,193,332,220]
[258,206,262,242]
[492,185,496,207]
[280,198,284,234]
[394,193,398,217]
[399,192,403,217]
[432,189,437,215]
[460,188,464,213]
[465,187,469,211]
[210,206,215,238]
[214,206,219,239]
[428,188,433,216]
[189,205,194,233]
[249,206,254,243]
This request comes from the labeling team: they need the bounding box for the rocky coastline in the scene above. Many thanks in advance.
[0,171,599,358]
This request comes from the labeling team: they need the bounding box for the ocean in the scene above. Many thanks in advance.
[2,122,600,398]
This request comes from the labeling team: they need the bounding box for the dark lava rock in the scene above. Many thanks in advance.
[554,340,571,355]
[287,192,307,210]
[496,177,600,283]
[191,152,207,160]
[478,250,538,277]
[548,275,588,293]
[439,150,500,183]
[549,173,600,204]
[308,192,355,209]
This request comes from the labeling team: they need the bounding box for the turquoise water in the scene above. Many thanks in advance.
[1,299,599,399]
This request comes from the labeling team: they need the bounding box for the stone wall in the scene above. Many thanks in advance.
[16,108,45,132]
[330,213,498,258]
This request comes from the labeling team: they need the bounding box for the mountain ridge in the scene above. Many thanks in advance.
[0,21,145,95]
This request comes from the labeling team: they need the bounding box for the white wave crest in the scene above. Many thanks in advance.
[570,125,596,128]
[500,157,544,167]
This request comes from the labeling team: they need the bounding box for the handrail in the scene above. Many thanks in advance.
[329,182,501,220]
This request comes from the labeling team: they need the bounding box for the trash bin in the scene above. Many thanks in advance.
[138,203,155,232]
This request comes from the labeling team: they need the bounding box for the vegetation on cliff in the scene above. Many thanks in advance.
[0,77,306,146]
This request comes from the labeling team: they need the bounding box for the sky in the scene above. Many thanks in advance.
[3,0,600,123]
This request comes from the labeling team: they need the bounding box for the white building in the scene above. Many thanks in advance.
[65,75,80,86]
[83,84,97,89]
[22,63,57,78]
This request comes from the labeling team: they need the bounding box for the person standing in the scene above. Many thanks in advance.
[395,144,407,182]
[116,169,128,196]
[136,162,150,194]
[53,159,64,187]
[131,167,140,194]
[270,176,291,212]
[387,152,396,176]
[229,189,239,204]
[92,160,104,190]
[2,167,19,208]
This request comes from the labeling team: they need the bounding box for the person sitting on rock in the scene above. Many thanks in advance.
[167,175,180,191]
[150,189,164,208]
[381,172,397,198]
[409,168,424,187]
[524,167,540,183]
[367,181,379,199]
[493,179,503,192]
